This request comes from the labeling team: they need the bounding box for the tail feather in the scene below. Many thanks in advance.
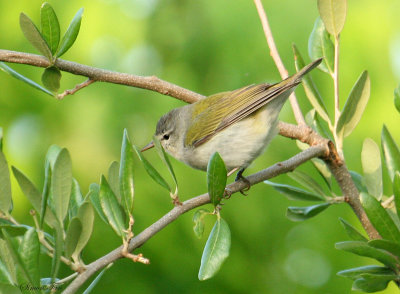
[287,58,323,84]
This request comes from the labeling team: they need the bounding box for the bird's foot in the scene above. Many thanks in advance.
[235,168,251,195]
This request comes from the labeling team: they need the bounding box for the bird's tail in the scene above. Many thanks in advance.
[287,57,323,84]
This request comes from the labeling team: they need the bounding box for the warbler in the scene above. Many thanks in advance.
[142,58,322,180]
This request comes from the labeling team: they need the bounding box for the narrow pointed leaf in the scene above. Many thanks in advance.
[193,209,210,239]
[68,178,83,220]
[286,203,330,221]
[40,161,52,229]
[198,218,231,280]
[393,172,400,216]
[394,84,400,114]
[352,274,396,292]
[308,17,334,74]
[64,217,82,259]
[88,183,107,223]
[0,63,53,96]
[50,224,63,283]
[0,260,14,285]
[82,263,113,294]
[305,109,333,142]
[18,228,40,286]
[0,239,17,284]
[45,144,62,169]
[73,202,94,259]
[19,13,52,60]
[337,71,370,137]
[265,180,324,201]
[335,241,398,270]
[119,130,135,214]
[107,161,120,202]
[311,158,332,189]
[41,66,61,93]
[207,152,227,207]
[317,0,347,36]
[0,127,3,151]
[41,2,60,54]
[0,151,12,215]
[360,192,400,243]
[12,166,58,228]
[381,125,400,181]
[361,138,382,199]
[293,44,329,122]
[51,148,72,225]
[0,223,29,238]
[287,170,326,197]
[338,265,395,279]
[1,230,32,285]
[368,239,400,258]
[99,176,126,236]
[133,145,171,192]
[153,136,178,191]
[56,8,84,58]
[339,217,368,241]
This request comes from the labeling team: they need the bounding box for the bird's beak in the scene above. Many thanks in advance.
[141,141,155,152]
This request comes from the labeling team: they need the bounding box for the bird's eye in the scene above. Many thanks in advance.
[163,134,170,140]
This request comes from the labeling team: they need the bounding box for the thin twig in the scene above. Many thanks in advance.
[57,79,95,100]
[253,0,306,125]
[62,145,327,294]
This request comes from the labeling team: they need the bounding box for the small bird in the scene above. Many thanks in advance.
[142,58,322,181]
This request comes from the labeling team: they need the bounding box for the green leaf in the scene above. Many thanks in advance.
[0,239,17,284]
[311,158,332,189]
[51,148,72,225]
[368,239,400,258]
[18,228,40,286]
[193,209,211,239]
[56,8,84,58]
[335,241,399,270]
[64,217,82,259]
[360,192,400,243]
[0,260,14,285]
[41,66,62,93]
[88,183,107,223]
[12,166,58,228]
[19,12,52,60]
[198,218,231,281]
[0,63,53,96]
[45,144,62,169]
[394,84,400,114]
[82,263,113,294]
[0,223,29,238]
[133,145,171,192]
[393,172,400,216]
[68,178,83,220]
[153,135,178,192]
[349,170,368,193]
[293,44,330,122]
[286,203,331,221]
[381,125,400,181]
[361,138,383,200]
[73,202,94,259]
[119,130,135,215]
[352,273,397,292]
[317,0,347,37]
[40,2,60,55]
[287,170,326,197]
[337,265,395,279]
[50,224,63,283]
[308,17,334,75]
[41,159,52,229]
[207,152,227,207]
[305,109,333,142]
[99,176,126,236]
[1,230,32,286]
[339,217,368,241]
[265,180,325,201]
[0,151,12,215]
[336,71,370,137]
[107,161,120,202]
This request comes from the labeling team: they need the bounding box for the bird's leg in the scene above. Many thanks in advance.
[235,168,251,195]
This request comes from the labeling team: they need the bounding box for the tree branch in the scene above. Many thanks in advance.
[62,144,327,294]
[0,49,204,104]
[253,0,306,125]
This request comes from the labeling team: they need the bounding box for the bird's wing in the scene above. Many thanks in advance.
[184,82,295,147]
[184,58,322,147]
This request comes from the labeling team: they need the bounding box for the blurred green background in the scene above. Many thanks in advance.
[1,0,400,293]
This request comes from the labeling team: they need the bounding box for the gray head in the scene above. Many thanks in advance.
[154,108,186,159]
